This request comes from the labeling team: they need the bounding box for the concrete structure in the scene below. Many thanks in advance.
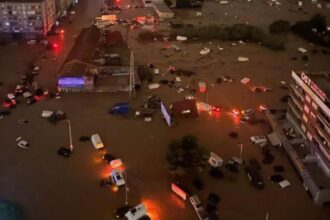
[55,0,74,17]
[267,70,330,206]
[0,0,57,38]
[142,0,163,8]
[153,3,174,19]
[288,71,330,176]
[58,26,139,93]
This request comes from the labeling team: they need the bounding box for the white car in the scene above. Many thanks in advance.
[250,135,267,145]
[41,110,54,118]
[240,116,250,123]
[7,93,16,100]
[111,169,125,186]
[16,137,29,149]
[125,204,147,220]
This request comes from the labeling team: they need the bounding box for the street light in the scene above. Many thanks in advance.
[63,119,73,152]
[238,143,243,161]
[124,170,129,205]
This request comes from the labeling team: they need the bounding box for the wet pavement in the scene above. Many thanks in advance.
[1,0,330,220]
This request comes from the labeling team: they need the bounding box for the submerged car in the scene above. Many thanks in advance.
[111,169,125,186]
[245,166,264,189]
[114,205,131,218]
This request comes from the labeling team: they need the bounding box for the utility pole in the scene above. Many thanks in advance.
[63,119,73,152]
[129,51,135,99]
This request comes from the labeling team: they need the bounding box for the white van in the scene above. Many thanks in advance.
[208,152,223,167]
[91,133,104,150]
[125,204,147,220]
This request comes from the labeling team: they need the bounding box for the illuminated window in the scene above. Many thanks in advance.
[307,132,312,141]
[304,105,310,114]
[303,114,308,123]
[305,95,311,103]
[301,124,306,133]
[310,112,316,120]
[312,102,318,110]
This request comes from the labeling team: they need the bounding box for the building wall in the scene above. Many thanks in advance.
[55,0,74,16]
[0,0,56,37]
[289,70,330,176]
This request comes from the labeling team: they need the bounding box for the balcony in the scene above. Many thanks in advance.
[314,122,330,146]
[290,94,303,112]
[291,84,305,102]
[317,111,330,129]
[312,134,330,163]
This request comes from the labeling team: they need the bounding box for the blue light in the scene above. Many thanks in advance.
[58,77,84,87]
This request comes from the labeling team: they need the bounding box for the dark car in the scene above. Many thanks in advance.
[48,111,67,124]
[249,159,261,170]
[209,168,224,180]
[57,147,71,158]
[27,96,36,105]
[79,136,90,142]
[0,110,11,116]
[2,99,16,108]
[193,178,205,191]
[245,166,264,189]
[114,205,131,218]
[138,216,151,220]
[206,211,220,220]
[102,153,117,163]
[100,178,113,188]
[225,163,239,173]
[262,153,274,164]
[269,174,285,183]
[208,193,221,205]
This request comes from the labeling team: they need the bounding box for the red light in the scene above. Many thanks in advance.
[60,29,65,34]
[3,102,10,108]
[212,106,221,112]
[53,43,58,48]
[116,0,120,2]
[259,104,267,111]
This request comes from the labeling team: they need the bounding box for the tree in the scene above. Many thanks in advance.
[166,135,206,168]
[269,20,290,34]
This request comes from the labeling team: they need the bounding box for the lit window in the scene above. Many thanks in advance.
[307,132,312,141]
[310,112,316,120]
[305,95,311,103]
[303,105,310,114]
[303,114,308,123]
[301,124,306,133]
[312,102,318,110]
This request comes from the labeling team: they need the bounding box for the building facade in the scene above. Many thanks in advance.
[55,0,74,17]
[288,70,330,176]
[0,0,56,38]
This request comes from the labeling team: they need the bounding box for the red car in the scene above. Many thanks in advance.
[2,99,16,108]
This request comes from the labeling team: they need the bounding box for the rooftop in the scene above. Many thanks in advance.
[308,72,330,100]
[60,26,131,77]
[294,71,330,105]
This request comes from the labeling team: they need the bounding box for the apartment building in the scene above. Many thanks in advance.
[0,0,56,38]
[288,70,330,176]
